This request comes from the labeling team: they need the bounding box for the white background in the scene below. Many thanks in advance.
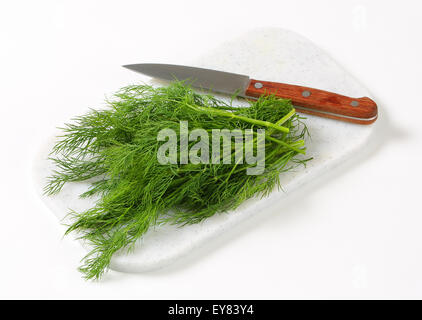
[1,0,421,299]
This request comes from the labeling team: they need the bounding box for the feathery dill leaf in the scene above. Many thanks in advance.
[45,82,311,279]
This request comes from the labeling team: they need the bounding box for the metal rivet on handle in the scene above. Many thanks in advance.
[302,90,311,98]
[350,100,359,107]
[254,82,263,89]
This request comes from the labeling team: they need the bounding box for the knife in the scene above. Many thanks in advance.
[123,63,378,125]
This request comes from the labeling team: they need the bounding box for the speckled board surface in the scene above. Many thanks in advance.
[32,28,376,273]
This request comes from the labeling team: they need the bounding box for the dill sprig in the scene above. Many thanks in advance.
[45,82,310,280]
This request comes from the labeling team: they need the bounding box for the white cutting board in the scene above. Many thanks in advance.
[32,28,376,273]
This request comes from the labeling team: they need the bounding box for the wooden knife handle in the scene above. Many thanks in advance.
[245,79,378,125]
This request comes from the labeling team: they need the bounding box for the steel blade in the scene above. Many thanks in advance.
[123,63,251,95]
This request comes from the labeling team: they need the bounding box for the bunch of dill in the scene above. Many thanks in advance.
[45,82,310,279]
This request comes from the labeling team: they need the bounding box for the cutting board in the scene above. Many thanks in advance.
[32,28,376,273]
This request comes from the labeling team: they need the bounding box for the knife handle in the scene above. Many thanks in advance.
[245,79,378,124]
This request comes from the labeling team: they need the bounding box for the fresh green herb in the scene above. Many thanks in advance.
[45,82,310,279]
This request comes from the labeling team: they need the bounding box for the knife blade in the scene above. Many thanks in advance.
[123,63,378,124]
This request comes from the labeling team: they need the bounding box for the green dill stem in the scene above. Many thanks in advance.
[179,102,290,134]
[265,136,306,154]
[270,108,296,132]
[255,108,305,154]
